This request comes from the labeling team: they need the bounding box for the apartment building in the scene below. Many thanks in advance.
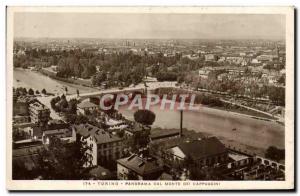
[73,123,124,167]
[28,101,50,125]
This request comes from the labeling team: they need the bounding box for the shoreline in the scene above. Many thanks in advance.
[14,68,285,155]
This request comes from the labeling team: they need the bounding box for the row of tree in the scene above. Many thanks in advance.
[14,87,47,97]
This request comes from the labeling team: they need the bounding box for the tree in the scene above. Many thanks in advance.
[116,129,125,138]
[28,88,34,95]
[277,75,285,85]
[41,88,47,94]
[65,87,68,95]
[156,71,178,82]
[16,87,27,95]
[64,113,88,124]
[183,155,195,168]
[61,94,66,100]
[35,90,40,94]
[126,170,139,180]
[37,137,89,180]
[92,72,107,86]
[268,86,285,106]
[129,128,151,152]
[76,89,80,97]
[56,98,68,112]
[67,99,78,114]
[133,109,156,126]
[50,96,61,111]
[189,166,215,180]
[265,146,285,162]
[13,159,39,180]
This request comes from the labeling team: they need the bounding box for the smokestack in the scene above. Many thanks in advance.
[180,110,183,137]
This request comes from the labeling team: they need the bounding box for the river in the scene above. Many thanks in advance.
[13,68,285,154]
[119,104,284,154]
[13,68,98,95]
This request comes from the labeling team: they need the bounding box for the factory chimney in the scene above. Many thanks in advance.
[180,110,183,137]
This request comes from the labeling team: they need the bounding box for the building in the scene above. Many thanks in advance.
[88,166,116,180]
[124,122,146,137]
[150,129,180,142]
[73,123,124,167]
[42,127,75,145]
[204,54,216,61]
[13,96,36,116]
[225,56,244,65]
[31,119,76,144]
[117,153,163,180]
[13,115,30,124]
[222,152,285,180]
[77,101,98,115]
[198,69,211,79]
[257,54,276,63]
[28,101,50,125]
[166,137,228,167]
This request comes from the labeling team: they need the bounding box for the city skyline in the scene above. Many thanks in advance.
[14,13,285,40]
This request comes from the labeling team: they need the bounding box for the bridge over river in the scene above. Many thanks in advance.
[14,69,285,155]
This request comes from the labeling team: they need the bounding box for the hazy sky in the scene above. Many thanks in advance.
[14,13,285,39]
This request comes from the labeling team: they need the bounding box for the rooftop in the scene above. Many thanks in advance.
[74,123,122,145]
[176,137,227,160]
[77,101,98,109]
[117,154,163,176]
[16,96,37,104]
[43,128,72,138]
[88,166,115,180]
[29,101,49,111]
[150,129,180,140]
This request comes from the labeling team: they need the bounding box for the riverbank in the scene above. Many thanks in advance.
[17,68,278,121]
[154,87,277,121]
[119,103,284,152]
[14,68,285,156]
[14,68,99,95]
[40,67,93,88]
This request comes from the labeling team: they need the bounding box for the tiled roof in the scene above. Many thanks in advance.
[29,101,49,111]
[43,128,72,138]
[17,96,37,104]
[117,154,163,176]
[177,137,227,160]
[77,101,98,109]
[150,129,180,140]
[74,123,122,144]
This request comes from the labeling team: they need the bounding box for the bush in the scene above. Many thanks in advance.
[41,89,47,94]
[28,88,34,95]
[134,109,156,126]
[265,146,285,162]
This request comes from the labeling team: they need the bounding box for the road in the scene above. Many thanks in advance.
[67,81,177,99]
[37,95,62,120]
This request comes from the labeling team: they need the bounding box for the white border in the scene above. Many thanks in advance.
[5,6,294,191]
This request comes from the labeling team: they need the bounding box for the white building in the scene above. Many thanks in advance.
[73,123,124,168]
[204,54,216,61]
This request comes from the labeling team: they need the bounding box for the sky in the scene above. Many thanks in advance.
[14,13,286,40]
